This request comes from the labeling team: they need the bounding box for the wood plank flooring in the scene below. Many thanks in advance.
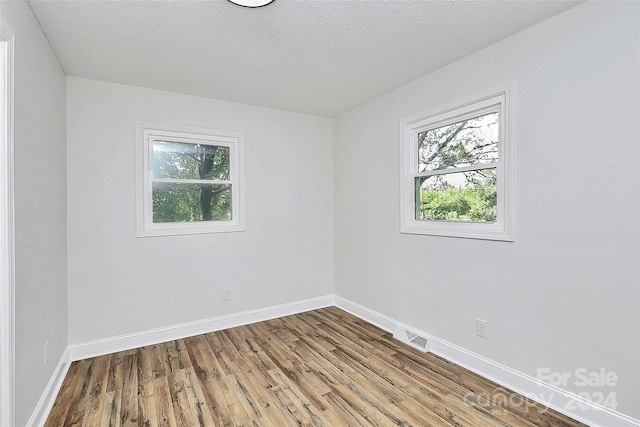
[45,307,585,426]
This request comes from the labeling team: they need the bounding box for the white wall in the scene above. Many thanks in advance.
[10,0,639,423]
[67,77,334,344]
[0,1,68,425]
[333,1,639,420]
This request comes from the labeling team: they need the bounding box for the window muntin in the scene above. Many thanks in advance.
[401,82,514,241]
[136,123,245,237]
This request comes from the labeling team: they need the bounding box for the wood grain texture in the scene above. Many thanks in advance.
[45,307,585,426]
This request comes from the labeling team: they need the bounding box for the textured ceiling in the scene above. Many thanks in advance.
[28,0,581,117]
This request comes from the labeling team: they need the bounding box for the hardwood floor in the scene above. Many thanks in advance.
[45,307,585,426]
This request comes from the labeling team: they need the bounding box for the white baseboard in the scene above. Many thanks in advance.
[334,295,640,427]
[36,295,638,427]
[26,347,71,427]
[69,295,335,361]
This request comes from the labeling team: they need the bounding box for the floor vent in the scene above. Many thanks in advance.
[392,324,430,352]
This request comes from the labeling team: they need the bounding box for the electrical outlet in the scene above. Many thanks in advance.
[43,341,49,365]
[222,288,231,301]
[476,319,488,338]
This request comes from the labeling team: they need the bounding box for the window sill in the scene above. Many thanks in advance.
[136,221,245,238]
[400,220,513,241]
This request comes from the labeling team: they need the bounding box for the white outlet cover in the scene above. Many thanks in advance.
[476,319,488,338]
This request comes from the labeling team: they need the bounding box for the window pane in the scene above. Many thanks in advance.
[418,112,498,172]
[152,141,230,180]
[416,169,496,222]
[152,182,232,223]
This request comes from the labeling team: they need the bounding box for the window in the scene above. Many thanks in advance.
[400,82,514,241]
[136,122,245,237]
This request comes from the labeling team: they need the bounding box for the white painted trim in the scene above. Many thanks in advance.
[334,296,640,427]
[430,340,640,427]
[69,295,334,361]
[38,295,639,426]
[334,295,395,333]
[399,80,515,241]
[135,121,246,238]
[0,21,15,427]
[25,348,71,427]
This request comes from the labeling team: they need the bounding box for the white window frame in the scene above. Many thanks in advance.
[400,81,515,241]
[136,122,245,237]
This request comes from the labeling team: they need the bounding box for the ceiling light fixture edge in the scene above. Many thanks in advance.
[228,0,275,9]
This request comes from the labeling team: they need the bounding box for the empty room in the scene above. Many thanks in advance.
[1,0,639,426]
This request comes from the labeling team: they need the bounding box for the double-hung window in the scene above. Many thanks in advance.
[400,82,514,241]
[136,122,245,237]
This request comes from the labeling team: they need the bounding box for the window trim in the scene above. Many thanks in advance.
[400,81,515,241]
[135,121,245,237]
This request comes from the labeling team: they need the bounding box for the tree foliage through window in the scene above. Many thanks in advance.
[152,141,232,223]
[416,113,498,222]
